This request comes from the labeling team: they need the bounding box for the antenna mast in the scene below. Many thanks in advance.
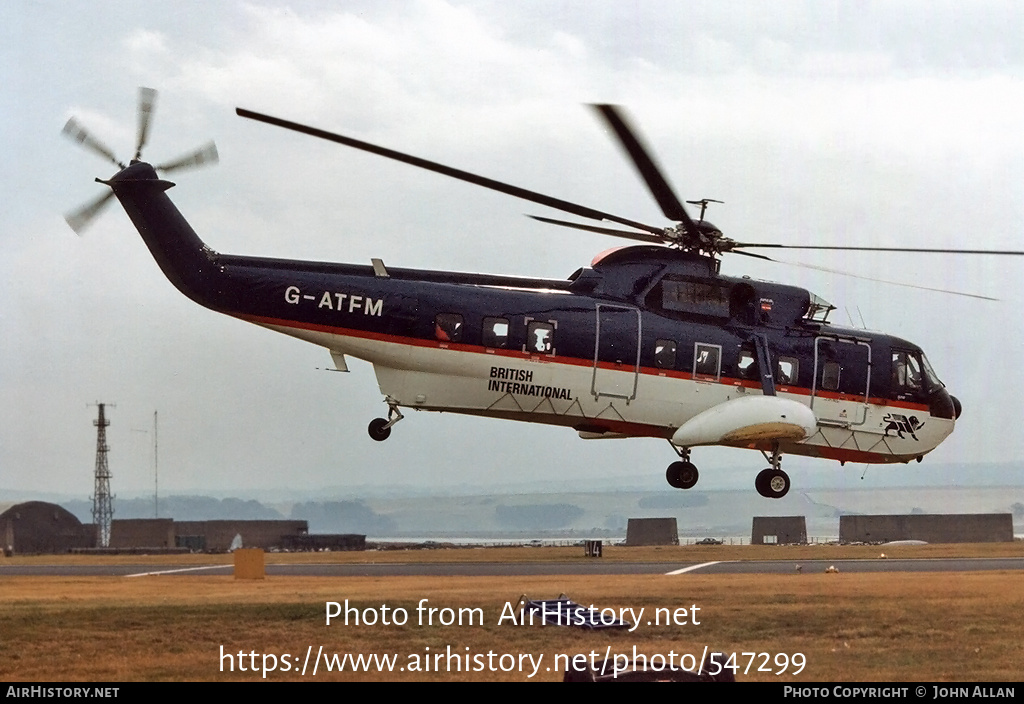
[153,410,159,518]
[90,403,115,547]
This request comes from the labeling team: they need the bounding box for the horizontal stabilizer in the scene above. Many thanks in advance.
[671,396,816,448]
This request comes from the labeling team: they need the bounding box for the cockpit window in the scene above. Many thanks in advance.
[892,350,925,393]
[920,353,944,389]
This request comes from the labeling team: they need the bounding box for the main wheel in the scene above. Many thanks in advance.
[755,468,790,498]
[666,461,699,489]
[368,417,392,442]
[755,468,770,496]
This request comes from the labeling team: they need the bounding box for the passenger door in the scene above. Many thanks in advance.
[811,335,872,425]
[591,304,641,402]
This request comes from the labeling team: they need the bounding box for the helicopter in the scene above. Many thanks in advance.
[66,88,1020,499]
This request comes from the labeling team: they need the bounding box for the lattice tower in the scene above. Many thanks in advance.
[90,403,115,548]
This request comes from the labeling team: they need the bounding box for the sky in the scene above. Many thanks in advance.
[2,1,1023,500]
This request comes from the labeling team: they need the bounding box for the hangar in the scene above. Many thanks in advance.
[840,514,1013,543]
[0,502,320,554]
[0,501,94,554]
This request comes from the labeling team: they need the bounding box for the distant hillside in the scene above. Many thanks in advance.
[62,496,285,523]
[55,486,1024,540]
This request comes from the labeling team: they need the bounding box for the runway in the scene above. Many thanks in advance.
[3,556,1022,577]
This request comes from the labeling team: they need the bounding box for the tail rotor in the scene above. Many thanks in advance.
[133,86,157,161]
[154,141,219,174]
[62,117,124,170]
[63,87,218,234]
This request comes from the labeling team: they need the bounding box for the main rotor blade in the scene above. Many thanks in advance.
[155,141,219,173]
[64,189,115,235]
[61,118,122,168]
[737,244,1024,256]
[730,249,776,262]
[235,107,664,235]
[528,215,669,245]
[733,249,997,300]
[591,104,696,230]
[134,87,157,160]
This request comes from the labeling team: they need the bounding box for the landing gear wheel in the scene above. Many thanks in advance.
[755,468,790,499]
[666,461,699,490]
[368,417,392,442]
[754,469,769,496]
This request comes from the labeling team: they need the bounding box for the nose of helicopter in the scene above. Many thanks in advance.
[928,387,961,421]
[933,386,962,421]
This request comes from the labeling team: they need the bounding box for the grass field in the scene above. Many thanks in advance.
[6,540,1023,564]
[1,544,1022,682]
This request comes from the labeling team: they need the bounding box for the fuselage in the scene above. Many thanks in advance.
[109,161,958,466]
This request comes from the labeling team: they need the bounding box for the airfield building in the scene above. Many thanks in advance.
[840,514,1013,543]
[0,501,94,554]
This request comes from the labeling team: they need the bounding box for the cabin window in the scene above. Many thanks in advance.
[482,317,509,348]
[654,339,677,369]
[661,277,731,317]
[821,361,841,391]
[693,343,721,381]
[526,321,554,354]
[777,356,799,386]
[434,313,463,342]
[737,348,758,381]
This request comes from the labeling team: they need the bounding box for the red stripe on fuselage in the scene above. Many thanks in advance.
[237,312,930,413]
